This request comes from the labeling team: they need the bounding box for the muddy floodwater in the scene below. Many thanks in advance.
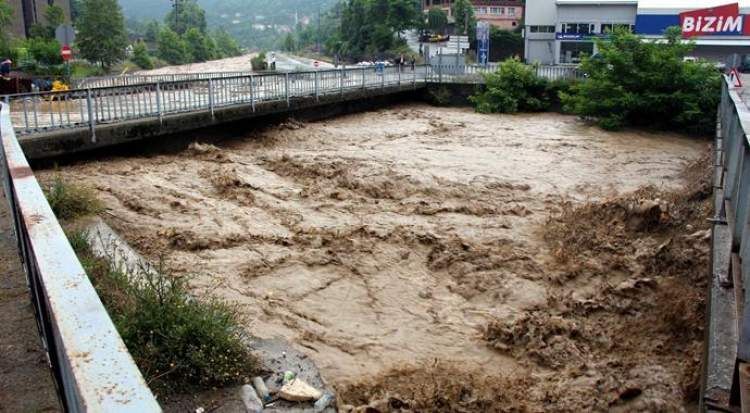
[45,104,709,411]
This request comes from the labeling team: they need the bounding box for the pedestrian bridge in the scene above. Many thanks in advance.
[1,64,581,160]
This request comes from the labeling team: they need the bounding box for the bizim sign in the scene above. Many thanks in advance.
[636,2,750,37]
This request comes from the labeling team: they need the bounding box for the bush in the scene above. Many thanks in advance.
[69,233,259,393]
[44,177,104,220]
[470,58,554,113]
[132,41,153,69]
[560,27,721,135]
[25,37,64,66]
[251,52,268,71]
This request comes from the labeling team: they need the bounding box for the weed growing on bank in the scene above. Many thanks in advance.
[44,177,103,220]
[68,231,258,394]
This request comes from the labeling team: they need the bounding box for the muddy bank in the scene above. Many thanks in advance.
[41,103,708,411]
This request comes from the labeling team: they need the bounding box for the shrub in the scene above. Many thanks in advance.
[132,41,153,70]
[44,177,104,220]
[251,52,268,71]
[69,233,259,394]
[470,58,553,114]
[560,27,721,135]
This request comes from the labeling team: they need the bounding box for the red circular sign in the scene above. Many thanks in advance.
[61,45,72,61]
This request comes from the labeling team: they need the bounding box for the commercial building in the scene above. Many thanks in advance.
[524,0,750,65]
[422,0,524,29]
[7,0,72,39]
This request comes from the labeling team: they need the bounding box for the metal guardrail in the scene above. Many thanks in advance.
[0,102,161,412]
[3,65,428,136]
[71,71,250,89]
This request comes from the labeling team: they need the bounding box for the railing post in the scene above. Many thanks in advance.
[362,67,366,90]
[86,88,96,143]
[398,65,401,86]
[381,67,385,89]
[285,73,290,108]
[438,54,443,84]
[413,65,417,88]
[339,69,344,96]
[208,78,215,120]
[250,75,255,112]
[315,71,320,101]
[155,81,163,124]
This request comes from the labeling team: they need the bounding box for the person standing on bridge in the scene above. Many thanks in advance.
[0,58,12,80]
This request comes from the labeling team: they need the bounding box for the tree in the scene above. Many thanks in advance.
[166,0,207,35]
[213,29,241,57]
[427,7,447,34]
[0,0,13,54]
[44,4,65,29]
[144,20,161,44]
[388,0,420,38]
[452,0,476,42]
[489,27,523,61]
[132,40,153,69]
[70,0,83,23]
[470,58,553,113]
[77,0,128,68]
[157,27,188,64]
[183,27,210,62]
[560,27,721,134]
[282,32,296,52]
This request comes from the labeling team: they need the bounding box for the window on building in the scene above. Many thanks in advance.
[529,25,555,33]
[508,7,515,16]
[560,41,594,64]
[601,23,635,33]
[562,23,595,34]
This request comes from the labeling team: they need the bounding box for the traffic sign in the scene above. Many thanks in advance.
[61,45,72,61]
[55,24,76,46]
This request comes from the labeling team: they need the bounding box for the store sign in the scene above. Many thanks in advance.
[680,3,749,36]
[555,33,608,41]
[636,2,750,37]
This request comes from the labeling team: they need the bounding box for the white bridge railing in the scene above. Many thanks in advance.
[0,102,161,411]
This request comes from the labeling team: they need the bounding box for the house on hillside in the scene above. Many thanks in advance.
[422,0,524,30]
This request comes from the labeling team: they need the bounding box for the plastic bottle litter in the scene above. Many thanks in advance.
[313,393,335,412]
[241,384,264,413]
[252,376,272,403]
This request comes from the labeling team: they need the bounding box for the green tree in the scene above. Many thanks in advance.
[70,0,83,23]
[44,4,65,29]
[388,0,420,38]
[452,0,476,42]
[166,0,206,35]
[560,27,721,134]
[0,0,13,54]
[132,40,153,69]
[213,29,241,57]
[427,7,447,34]
[183,27,210,61]
[282,32,296,52]
[144,20,161,43]
[470,57,552,113]
[26,37,64,65]
[77,0,128,68]
[489,27,523,61]
[157,27,188,64]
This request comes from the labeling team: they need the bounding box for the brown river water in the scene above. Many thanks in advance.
[42,103,709,411]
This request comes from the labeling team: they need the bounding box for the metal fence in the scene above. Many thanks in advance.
[3,65,426,136]
[0,102,161,411]
[71,71,250,89]
[426,63,582,83]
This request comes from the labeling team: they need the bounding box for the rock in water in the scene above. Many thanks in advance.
[278,378,323,402]
[241,384,264,413]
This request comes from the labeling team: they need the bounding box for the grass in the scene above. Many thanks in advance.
[68,230,259,394]
[44,177,104,220]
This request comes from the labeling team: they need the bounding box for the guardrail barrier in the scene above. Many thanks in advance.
[0,102,161,412]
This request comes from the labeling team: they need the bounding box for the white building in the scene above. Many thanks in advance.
[525,0,750,65]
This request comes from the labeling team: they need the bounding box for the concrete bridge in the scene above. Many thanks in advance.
[1,64,581,160]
